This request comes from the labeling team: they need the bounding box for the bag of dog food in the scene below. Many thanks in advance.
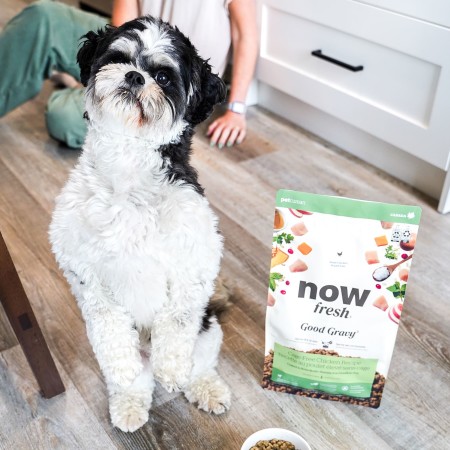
[262,190,421,408]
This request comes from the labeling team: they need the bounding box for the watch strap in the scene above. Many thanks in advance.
[228,101,247,115]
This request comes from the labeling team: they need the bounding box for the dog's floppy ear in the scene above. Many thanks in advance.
[77,25,116,86]
[186,61,227,126]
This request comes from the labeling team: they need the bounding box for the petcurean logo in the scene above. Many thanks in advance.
[280,197,306,205]
[390,212,415,220]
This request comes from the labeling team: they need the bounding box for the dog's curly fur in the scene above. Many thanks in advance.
[49,16,230,432]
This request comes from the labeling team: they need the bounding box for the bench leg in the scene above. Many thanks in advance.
[0,231,65,398]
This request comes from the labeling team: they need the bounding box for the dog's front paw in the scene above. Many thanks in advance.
[110,391,151,433]
[152,356,192,393]
[109,359,144,388]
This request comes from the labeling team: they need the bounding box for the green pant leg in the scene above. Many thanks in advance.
[0,0,107,116]
[46,87,87,148]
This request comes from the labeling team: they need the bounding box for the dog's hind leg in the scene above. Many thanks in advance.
[183,317,231,415]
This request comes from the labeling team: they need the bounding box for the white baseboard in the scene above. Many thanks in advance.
[258,83,446,201]
[246,78,259,106]
[438,170,450,213]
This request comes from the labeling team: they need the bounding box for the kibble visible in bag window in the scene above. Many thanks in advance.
[262,190,421,408]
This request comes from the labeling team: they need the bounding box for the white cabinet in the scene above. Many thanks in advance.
[256,0,450,212]
[351,0,450,28]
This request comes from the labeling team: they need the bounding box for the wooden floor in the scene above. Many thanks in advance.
[1,3,450,450]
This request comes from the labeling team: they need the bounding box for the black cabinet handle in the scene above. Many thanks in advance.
[311,49,363,72]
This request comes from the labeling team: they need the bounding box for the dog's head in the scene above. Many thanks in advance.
[77,16,226,137]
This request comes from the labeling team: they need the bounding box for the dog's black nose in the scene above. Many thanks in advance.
[125,71,145,86]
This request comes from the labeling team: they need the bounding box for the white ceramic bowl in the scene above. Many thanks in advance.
[241,428,311,450]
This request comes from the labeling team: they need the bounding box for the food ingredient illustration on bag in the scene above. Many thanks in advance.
[262,190,422,408]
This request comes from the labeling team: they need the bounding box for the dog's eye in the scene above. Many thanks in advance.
[155,71,170,87]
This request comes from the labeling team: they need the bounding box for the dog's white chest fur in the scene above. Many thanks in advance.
[50,128,222,329]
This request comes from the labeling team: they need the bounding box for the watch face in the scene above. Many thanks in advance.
[229,102,246,114]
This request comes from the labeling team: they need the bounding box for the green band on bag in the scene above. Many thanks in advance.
[276,190,422,225]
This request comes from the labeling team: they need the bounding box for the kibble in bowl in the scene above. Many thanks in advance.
[241,428,310,450]
[250,438,296,449]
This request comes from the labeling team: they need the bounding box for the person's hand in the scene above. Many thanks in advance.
[207,110,247,148]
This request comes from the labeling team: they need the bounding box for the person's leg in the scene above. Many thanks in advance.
[46,87,87,148]
[0,0,107,117]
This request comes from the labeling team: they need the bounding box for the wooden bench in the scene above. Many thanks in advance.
[0,231,65,399]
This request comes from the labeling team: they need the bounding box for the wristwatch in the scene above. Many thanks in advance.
[228,101,247,115]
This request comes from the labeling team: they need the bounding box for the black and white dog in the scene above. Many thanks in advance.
[49,16,230,432]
